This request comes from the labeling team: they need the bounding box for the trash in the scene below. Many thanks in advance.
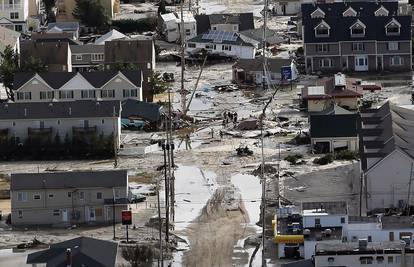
[236,145,253,156]
[236,118,258,130]
[162,72,175,82]
[251,164,277,176]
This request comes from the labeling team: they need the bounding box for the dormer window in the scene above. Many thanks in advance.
[314,20,330,38]
[350,20,366,37]
[385,19,401,36]
[375,6,389,16]
[311,7,325,19]
[343,7,357,17]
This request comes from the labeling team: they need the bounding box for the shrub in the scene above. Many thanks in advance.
[112,17,157,33]
[334,150,359,161]
[284,154,304,165]
[313,154,334,165]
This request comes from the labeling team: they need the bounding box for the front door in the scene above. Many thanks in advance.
[89,208,96,221]
[355,55,368,71]
[62,209,68,222]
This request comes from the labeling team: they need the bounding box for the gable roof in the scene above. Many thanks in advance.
[375,5,389,16]
[11,170,127,190]
[365,148,413,175]
[13,71,142,90]
[20,41,70,67]
[104,38,154,64]
[0,100,121,120]
[310,113,359,138]
[95,29,128,45]
[27,237,118,267]
[47,22,80,32]
[121,99,162,122]
[302,1,411,43]
[239,27,286,45]
[343,6,357,17]
[188,30,254,46]
[195,13,254,35]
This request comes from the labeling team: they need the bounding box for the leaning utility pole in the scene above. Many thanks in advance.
[261,0,268,265]
[167,87,176,227]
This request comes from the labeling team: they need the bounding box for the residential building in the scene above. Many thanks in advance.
[272,0,301,16]
[70,44,105,71]
[310,105,359,153]
[20,39,72,71]
[159,11,197,43]
[104,38,156,101]
[186,30,256,59]
[56,0,119,22]
[0,0,28,32]
[195,13,254,35]
[239,27,286,48]
[302,1,412,73]
[232,58,296,85]
[0,100,121,148]
[13,71,143,102]
[314,241,412,267]
[27,237,118,267]
[300,73,362,112]
[0,26,20,58]
[359,102,414,211]
[11,170,128,225]
[121,99,163,128]
[47,21,80,40]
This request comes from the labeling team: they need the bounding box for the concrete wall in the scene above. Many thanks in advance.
[303,214,347,228]
[315,253,404,267]
[366,150,414,211]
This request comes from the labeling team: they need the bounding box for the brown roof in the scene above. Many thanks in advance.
[20,41,70,71]
[104,38,154,64]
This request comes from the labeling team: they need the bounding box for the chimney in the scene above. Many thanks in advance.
[65,248,72,267]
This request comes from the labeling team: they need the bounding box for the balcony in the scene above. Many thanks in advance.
[1,4,22,10]
[72,126,97,135]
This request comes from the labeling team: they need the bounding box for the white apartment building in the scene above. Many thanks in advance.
[0,0,28,32]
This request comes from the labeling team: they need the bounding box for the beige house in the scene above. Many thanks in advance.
[11,170,128,226]
[56,0,119,22]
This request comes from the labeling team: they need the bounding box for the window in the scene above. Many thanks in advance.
[40,91,54,100]
[10,12,18,19]
[389,232,394,241]
[212,26,217,30]
[391,56,403,66]
[327,257,335,262]
[115,189,121,199]
[59,90,74,99]
[368,236,372,242]
[18,210,23,218]
[388,256,393,263]
[316,44,329,52]
[79,191,84,200]
[57,120,60,125]
[352,43,364,51]
[386,23,400,36]
[123,89,138,98]
[340,217,345,223]
[388,42,399,51]
[360,256,373,264]
[395,256,401,264]
[97,192,103,199]
[17,192,27,202]
[101,119,105,124]
[205,44,216,50]
[75,55,82,60]
[33,194,41,200]
[315,27,329,37]
[81,90,95,99]
[376,256,384,263]
[233,25,238,31]
[12,122,15,126]
[315,218,321,226]
[221,45,232,51]
[351,27,365,36]
[185,29,191,36]
[53,210,60,216]
[147,62,151,69]
[15,25,22,32]
[68,192,72,198]
[91,53,104,61]
[187,43,196,48]
[16,92,31,100]
[320,58,332,68]
[83,120,89,128]
[101,89,115,98]
[48,194,54,198]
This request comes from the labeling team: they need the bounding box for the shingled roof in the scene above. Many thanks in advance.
[0,100,121,120]
[195,13,254,35]
[11,170,127,190]
[13,71,142,90]
[302,1,411,43]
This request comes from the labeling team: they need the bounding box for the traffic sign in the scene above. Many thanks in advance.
[122,210,132,225]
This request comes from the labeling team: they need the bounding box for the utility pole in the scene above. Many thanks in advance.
[156,178,164,267]
[407,162,414,215]
[162,142,169,242]
[180,3,186,112]
[112,188,116,240]
[262,0,268,91]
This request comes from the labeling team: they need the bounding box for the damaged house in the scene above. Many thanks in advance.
[195,12,254,35]
[300,73,362,112]
[232,58,297,85]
